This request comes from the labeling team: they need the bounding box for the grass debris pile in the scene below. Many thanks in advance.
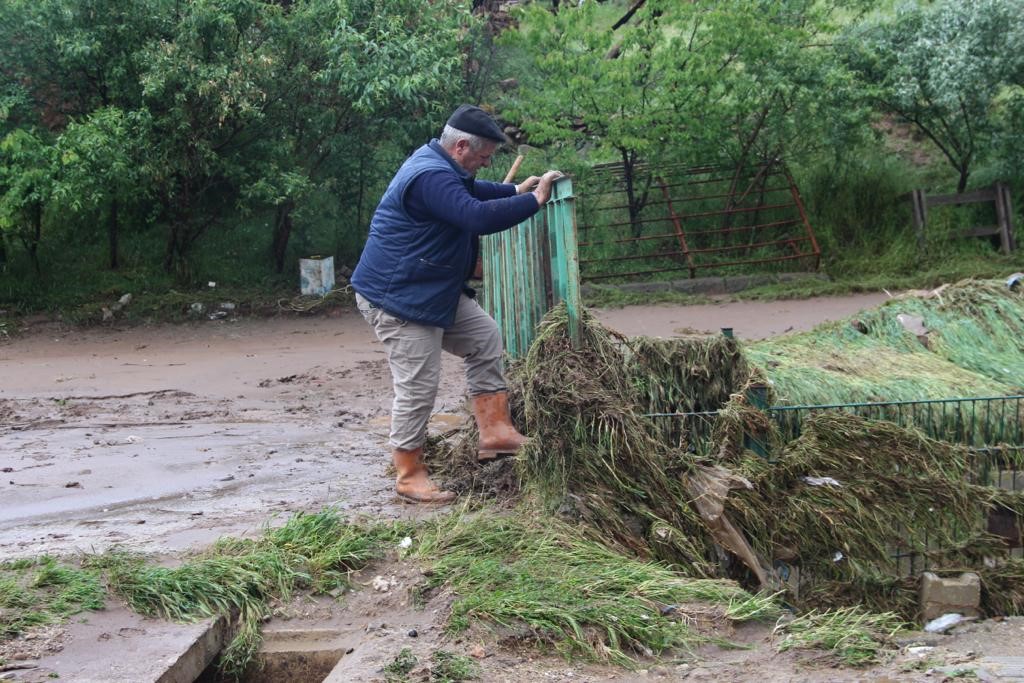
[748,278,1024,406]
[512,306,736,575]
[496,282,1024,618]
[727,412,1024,614]
[413,513,778,666]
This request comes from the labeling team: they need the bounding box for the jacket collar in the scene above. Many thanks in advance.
[427,139,472,181]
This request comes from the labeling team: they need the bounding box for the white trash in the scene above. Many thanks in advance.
[924,613,966,633]
[300,255,335,296]
[803,476,842,487]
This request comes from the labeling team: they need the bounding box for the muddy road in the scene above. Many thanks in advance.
[0,293,889,559]
[7,291,1024,683]
[0,293,890,559]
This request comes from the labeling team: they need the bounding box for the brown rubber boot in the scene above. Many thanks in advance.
[392,447,455,504]
[471,391,530,461]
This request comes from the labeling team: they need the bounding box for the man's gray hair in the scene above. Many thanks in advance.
[439,124,494,152]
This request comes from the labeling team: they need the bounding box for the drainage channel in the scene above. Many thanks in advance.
[169,622,354,683]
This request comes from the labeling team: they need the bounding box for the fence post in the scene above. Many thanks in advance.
[548,177,582,348]
[910,189,928,249]
[743,382,772,459]
[994,182,1016,254]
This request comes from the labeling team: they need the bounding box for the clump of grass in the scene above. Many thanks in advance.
[773,607,907,666]
[0,557,104,638]
[979,558,1024,616]
[726,412,1024,609]
[103,510,409,677]
[430,649,480,682]
[724,591,785,621]
[626,335,753,450]
[104,549,297,673]
[415,511,776,667]
[383,647,418,682]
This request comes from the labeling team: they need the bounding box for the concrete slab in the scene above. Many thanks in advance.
[981,656,1024,680]
[8,603,225,683]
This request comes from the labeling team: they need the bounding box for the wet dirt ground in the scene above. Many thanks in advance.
[3,292,1022,682]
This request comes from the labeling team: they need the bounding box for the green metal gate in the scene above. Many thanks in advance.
[480,176,582,358]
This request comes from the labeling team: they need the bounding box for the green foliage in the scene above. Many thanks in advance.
[0,557,104,638]
[0,0,471,287]
[793,146,919,255]
[773,607,906,666]
[503,1,869,170]
[841,0,1024,192]
[54,109,144,212]
[415,511,774,667]
[0,130,56,233]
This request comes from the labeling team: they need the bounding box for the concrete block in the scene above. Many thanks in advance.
[919,571,981,621]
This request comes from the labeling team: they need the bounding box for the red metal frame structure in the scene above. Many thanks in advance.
[575,160,821,282]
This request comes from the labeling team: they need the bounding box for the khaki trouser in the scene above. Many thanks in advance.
[356,292,506,450]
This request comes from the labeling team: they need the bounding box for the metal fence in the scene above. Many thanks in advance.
[575,160,821,282]
[651,394,1024,572]
[770,395,1024,451]
[480,176,582,358]
[648,395,1024,459]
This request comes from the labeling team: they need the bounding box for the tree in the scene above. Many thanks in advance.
[0,129,57,274]
[249,0,469,272]
[0,0,477,281]
[132,0,472,274]
[842,0,1024,193]
[0,0,169,273]
[500,1,715,236]
[500,0,868,235]
[53,108,147,269]
[0,0,171,125]
[698,2,869,227]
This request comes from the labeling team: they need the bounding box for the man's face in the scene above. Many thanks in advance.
[452,139,498,175]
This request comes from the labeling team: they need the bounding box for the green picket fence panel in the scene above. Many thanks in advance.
[481,176,581,358]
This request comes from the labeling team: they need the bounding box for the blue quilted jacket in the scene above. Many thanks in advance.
[351,140,538,328]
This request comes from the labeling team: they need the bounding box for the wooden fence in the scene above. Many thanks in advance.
[909,182,1016,253]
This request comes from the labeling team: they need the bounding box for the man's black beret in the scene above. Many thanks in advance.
[446,104,508,143]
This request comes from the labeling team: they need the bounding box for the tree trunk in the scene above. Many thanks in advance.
[957,167,969,194]
[620,148,649,240]
[271,200,295,274]
[163,222,181,272]
[108,199,119,270]
[29,203,42,275]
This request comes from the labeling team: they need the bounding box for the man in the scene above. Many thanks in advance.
[351,104,562,504]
